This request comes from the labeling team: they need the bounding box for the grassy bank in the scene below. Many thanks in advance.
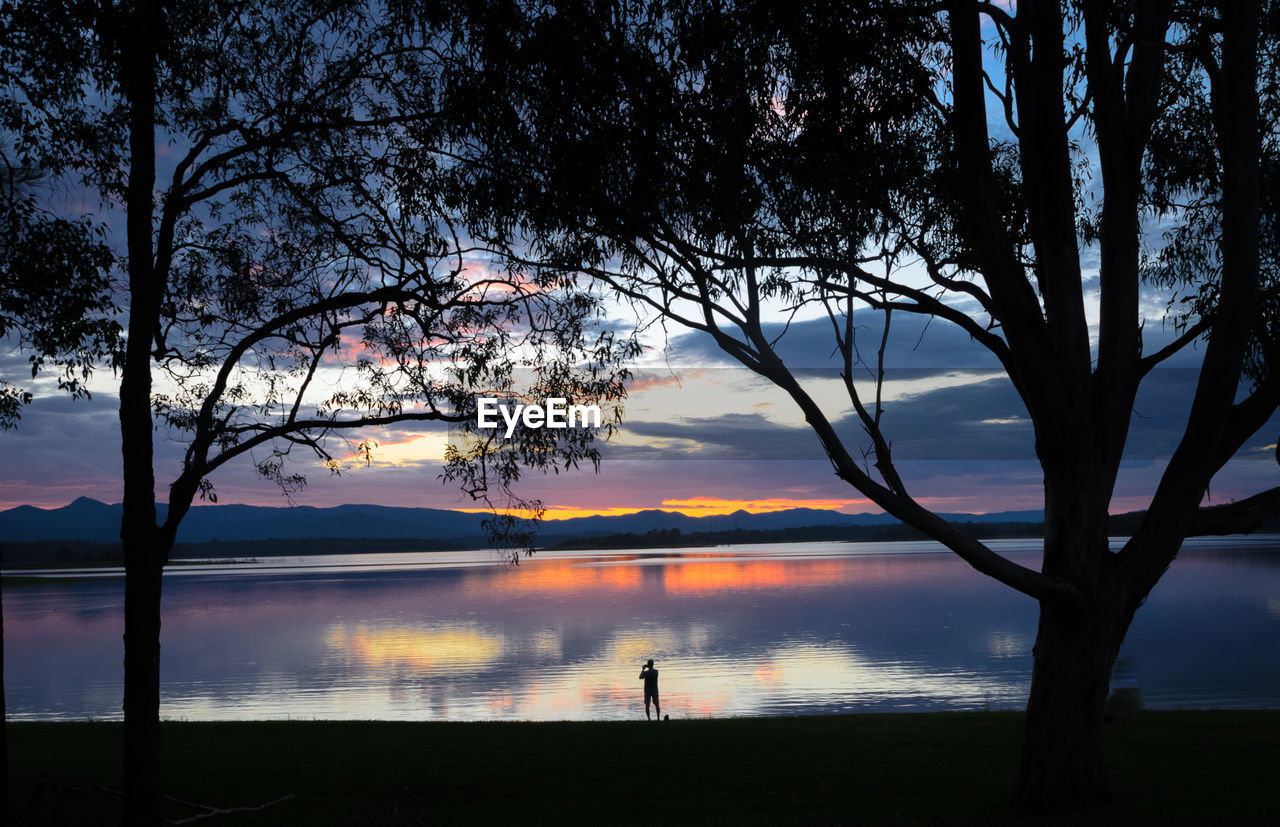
[8,711,1279,824]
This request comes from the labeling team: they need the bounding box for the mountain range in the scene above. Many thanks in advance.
[0,496,1046,545]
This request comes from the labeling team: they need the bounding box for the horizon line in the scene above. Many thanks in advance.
[0,495,1053,521]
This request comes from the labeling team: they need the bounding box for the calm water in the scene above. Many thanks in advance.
[5,537,1280,721]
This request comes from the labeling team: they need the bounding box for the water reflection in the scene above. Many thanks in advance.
[327,623,509,671]
[4,538,1280,720]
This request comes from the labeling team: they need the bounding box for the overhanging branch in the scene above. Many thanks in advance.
[1189,486,1280,536]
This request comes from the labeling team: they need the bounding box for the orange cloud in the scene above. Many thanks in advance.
[451,505,650,519]
[623,372,689,392]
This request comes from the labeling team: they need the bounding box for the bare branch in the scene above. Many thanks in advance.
[1137,316,1212,376]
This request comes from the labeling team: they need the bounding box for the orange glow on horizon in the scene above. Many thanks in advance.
[656,496,871,515]
[454,495,879,520]
[451,505,673,519]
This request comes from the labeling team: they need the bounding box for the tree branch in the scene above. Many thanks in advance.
[754,349,1079,606]
[946,0,1059,415]
[1122,0,1262,599]
[1137,316,1212,376]
[1188,486,1280,536]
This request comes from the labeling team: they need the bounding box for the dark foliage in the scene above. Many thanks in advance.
[427,0,1280,812]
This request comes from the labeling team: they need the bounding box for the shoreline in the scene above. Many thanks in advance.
[6,531,1280,573]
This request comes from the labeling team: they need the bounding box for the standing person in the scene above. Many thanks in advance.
[639,659,660,721]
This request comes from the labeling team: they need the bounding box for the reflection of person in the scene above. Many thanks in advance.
[639,659,661,721]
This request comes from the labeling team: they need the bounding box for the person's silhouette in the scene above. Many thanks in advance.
[639,658,661,721]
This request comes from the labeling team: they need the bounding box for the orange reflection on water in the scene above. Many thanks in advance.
[452,553,860,599]
[460,558,645,597]
[661,559,847,595]
[327,623,505,672]
[753,662,782,686]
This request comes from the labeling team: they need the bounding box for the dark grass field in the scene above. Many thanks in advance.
[7,711,1280,825]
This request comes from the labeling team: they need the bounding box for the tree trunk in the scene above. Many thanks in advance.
[2,572,9,822]
[118,0,162,821]
[1016,599,1130,812]
[122,536,164,824]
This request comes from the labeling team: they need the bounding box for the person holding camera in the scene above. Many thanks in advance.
[639,658,661,721]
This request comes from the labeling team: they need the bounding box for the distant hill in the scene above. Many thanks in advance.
[0,497,492,544]
[0,497,1046,545]
[4,499,1274,568]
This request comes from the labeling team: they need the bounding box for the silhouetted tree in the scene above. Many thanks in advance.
[435,0,1279,811]
[1,1,628,821]
[1,140,119,823]
[1,146,118,426]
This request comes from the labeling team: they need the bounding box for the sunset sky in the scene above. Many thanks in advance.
[2,7,1276,522]
[3,299,1276,517]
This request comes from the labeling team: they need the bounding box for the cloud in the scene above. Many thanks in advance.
[607,367,1032,462]
[663,314,1005,372]
[0,393,126,508]
[6,314,1272,517]
[612,349,1262,466]
[612,411,826,461]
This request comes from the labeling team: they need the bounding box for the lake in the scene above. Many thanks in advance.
[4,537,1280,721]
